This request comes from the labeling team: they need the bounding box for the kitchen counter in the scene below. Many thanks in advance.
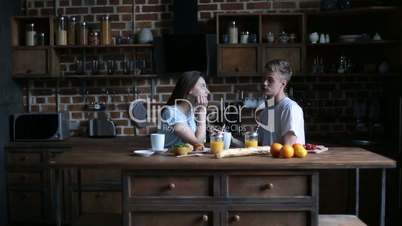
[44,137,395,226]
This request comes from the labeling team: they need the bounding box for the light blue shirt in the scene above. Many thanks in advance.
[159,105,196,148]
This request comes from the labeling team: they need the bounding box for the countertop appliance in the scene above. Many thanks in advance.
[10,112,70,141]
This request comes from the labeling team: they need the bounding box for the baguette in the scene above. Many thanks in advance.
[215,146,271,159]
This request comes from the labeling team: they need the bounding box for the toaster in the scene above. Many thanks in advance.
[10,112,70,141]
[88,113,116,137]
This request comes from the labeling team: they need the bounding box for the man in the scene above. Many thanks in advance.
[257,59,305,145]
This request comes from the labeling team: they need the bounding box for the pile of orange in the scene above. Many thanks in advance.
[270,143,307,158]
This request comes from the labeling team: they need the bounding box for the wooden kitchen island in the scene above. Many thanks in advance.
[45,137,395,226]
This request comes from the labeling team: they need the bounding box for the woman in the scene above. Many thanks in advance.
[159,71,210,148]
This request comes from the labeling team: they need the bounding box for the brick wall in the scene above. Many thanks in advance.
[22,0,383,139]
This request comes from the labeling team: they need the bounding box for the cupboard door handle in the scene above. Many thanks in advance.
[262,183,274,190]
[19,156,28,161]
[20,175,28,181]
[168,183,176,190]
[202,214,208,222]
[233,215,240,222]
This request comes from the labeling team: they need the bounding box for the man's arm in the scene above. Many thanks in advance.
[281,131,297,145]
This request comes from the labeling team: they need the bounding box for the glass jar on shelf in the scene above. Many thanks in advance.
[101,15,111,45]
[88,29,100,46]
[78,21,88,45]
[56,16,67,45]
[25,23,36,46]
[68,17,76,45]
[244,131,258,148]
[210,133,224,154]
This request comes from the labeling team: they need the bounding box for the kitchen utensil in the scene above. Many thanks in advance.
[151,133,165,151]
[133,150,155,157]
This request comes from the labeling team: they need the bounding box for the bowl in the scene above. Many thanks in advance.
[133,150,155,157]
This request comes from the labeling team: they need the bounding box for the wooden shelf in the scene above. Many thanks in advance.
[319,215,366,226]
[12,46,51,50]
[263,43,304,48]
[60,74,158,79]
[53,44,153,49]
[307,40,400,47]
[295,72,391,77]
[307,6,399,16]
[218,43,259,47]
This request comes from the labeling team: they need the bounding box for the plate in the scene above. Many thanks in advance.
[152,148,169,153]
[133,150,155,157]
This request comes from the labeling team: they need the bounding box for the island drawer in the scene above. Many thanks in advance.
[128,211,213,226]
[227,173,312,198]
[127,174,213,198]
[8,171,42,186]
[227,210,310,226]
[7,152,42,165]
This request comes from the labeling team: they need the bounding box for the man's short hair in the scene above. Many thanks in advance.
[264,59,293,81]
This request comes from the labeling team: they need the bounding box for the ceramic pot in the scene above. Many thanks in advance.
[138,28,153,44]
[309,32,319,44]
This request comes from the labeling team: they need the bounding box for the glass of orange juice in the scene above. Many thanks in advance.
[244,131,258,148]
[210,133,224,154]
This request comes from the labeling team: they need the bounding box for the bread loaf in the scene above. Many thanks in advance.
[215,146,271,159]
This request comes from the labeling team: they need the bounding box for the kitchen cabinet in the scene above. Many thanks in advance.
[10,16,156,79]
[123,171,319,226]
[216,7,401,77]
[5,144,69,225]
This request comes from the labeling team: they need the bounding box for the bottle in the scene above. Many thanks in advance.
[228,21,238,44]
[101,15,111,45]
[56,16,67,45]
[25,23,36,46]
[68,17,76,45]
[78,21,88,45]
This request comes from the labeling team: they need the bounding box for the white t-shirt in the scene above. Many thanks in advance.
[159,105,196,147]
[257,97,305,145]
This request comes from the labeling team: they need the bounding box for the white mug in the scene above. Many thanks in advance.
[151,133,165,151]
[223,132,232,150]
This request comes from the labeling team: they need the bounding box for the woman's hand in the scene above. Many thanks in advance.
[196,95,208,107]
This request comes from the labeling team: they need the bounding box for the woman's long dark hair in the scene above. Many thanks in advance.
[166,71,203,105]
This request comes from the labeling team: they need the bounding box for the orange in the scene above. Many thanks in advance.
[280,144,294,158]
[292,143,304,149]
[294,145,308,158]
[270,143,283,158]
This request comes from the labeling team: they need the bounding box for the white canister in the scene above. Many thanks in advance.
[228,21,238,44]
[240,32,249,44]
[309,32,319,44]
[319,33,326,44]
[138,28,154,44]
[26,23,36,46]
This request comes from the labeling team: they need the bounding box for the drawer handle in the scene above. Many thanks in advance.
[235,67,240,72]
[20,175,28,181]
[95,193,105,198]
[202,214,208,222]
[261,183,274,190]
[19,156,29,161]
[168,183,176,190]
[233,215,240,222]
[21,194,31,200]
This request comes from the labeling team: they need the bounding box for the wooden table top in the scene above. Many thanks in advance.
[48,137,396,170]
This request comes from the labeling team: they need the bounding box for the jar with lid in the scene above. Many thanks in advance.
[68,17,76,45]
[56,16,67,45]
[228,21,238,44]
[244,131,258,148]
[210,133,224,154]
[88,30,100,46]
[25,23,36,46]
[78,22,88,45]
[101,15,111,45]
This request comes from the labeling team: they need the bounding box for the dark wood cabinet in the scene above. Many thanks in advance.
[123,171,318,226]
[5,146,67,225]
[216,7,401,77]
